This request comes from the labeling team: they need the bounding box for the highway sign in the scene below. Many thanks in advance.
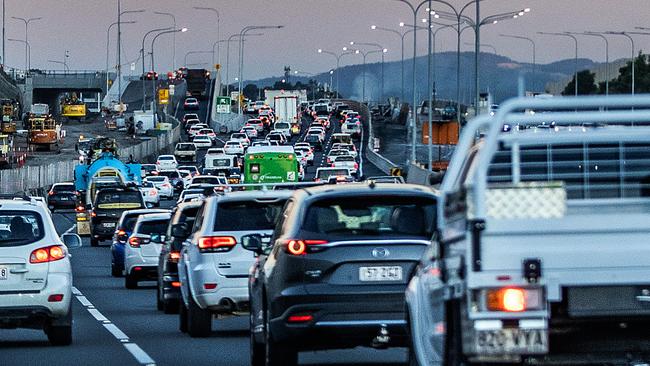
[158,89,169,105]
[216,96,231,114]
[230,91,239,100]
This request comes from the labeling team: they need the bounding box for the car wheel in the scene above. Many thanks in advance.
[265,309,297,366]
[250,311,265,366]
[111,263,123,277]
[45,323,72,346]
[187,294,212,337]
[125,273,138,289]
[156,282,163,311]
[179,301,188,333]
[163,299,179,315]
[90,238,99,247]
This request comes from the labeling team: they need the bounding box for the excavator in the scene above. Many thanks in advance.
[25,104,63,152]
[0,99,18,134]
[61,93,87,123]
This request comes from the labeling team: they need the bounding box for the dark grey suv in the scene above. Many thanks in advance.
[242,183,438,366]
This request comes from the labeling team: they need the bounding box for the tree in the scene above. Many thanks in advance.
[606,52,650,94]
[242,84,259,100]
[562,70,598,95]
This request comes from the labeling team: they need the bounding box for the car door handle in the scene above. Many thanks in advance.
[10,268,28,274]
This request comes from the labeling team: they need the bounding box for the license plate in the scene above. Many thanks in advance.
[60,197,69,200]
[359,266,403,282]
[0,267,7,280]
[102,222,116,228]
[476,328,548,355]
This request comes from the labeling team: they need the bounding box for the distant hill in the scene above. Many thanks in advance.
[242,52,614,104]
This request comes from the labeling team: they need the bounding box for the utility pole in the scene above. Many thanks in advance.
[117,0,122,107]
[2,0,5,66]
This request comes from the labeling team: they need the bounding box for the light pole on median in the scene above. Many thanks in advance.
[151,28,187,117]
[317,49,355,98]
[141,26,173,110]
[499,34,536,90]
[106,20,136,101]
[11,16,41,72]
[605,31,635,95]
[348,48,387,103]
[184,51,212,68]
[238,25,284,115]
[350,41,387,103]
[568,32,609,96]
[538,32,578,96]
[194,7,221,69]
[8,38,29,70]
[153,11,176,71]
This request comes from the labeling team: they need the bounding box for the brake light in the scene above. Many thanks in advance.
[204,283,217,290]
[287,314,313,323]
[485,288,543,312]
[75,205,85,213]
[30,245,66,264]
[198,236,236,252]
[48,191,54,196]
[129,236,149,248]
[354,162,359,170]
[90,211,96,217]
[283,239,328,256]
[149,189,157,196]
[156,161,160,165]
[48,294,64,302]
[172,281,181,287]
[169,251,181,263]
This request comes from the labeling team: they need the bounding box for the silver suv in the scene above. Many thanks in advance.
[177,190,292,337]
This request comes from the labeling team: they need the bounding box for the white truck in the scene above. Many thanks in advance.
[264,90,306,108]
[406,95,650,365]
[273,95,298,125]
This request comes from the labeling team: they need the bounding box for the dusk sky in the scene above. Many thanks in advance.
[6,1,650,80]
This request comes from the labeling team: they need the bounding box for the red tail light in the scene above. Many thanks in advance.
[282,239,328,256]
[198,236,236,252]
[354,163,359,170]
[169,251,181,263]
[48,191,54,196]
[162,183,171,188]
[30,245,66,264]
[75,205,85,213]
[129,236,149,248]
[48,294,64,302]
[90,211,96,217]
[156,161,160,165]
[287,314,313,323]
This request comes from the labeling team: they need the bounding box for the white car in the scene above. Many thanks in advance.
[124,212,172,288]
[178,191,292,337]
[294,146,314,166]
[307,127,326,140]
[272,121,291,138]
[331,154,359,175]
[140,181,160,207]
[326,148,353,165]
[341,120,362,138]
[197,128,217,142]
[224,141,244,155]
[188,124,209,138]
[206,148,225,155]
[294,149,309,168]
[184,97,200,110]
[230,133,251,148]
[245,119,265,132]
[252,140,271,147]
[156,155,178,170]
[0,197,82,345]
[331,142,358,159]
[240,125,258,139]
[192,135,213,148]
[144,176,174,199]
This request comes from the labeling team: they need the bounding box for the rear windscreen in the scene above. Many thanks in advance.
[213,200,287,231]
[302,196,436,239]
[95,191,143,210]
[159,171,180,179]
[177,144,195,151]
[317,169,349,179]
[52,184,75,193]
[136,220,168,236]
[0,211,45,247]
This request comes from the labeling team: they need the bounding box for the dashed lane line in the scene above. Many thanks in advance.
[72,286,157,366]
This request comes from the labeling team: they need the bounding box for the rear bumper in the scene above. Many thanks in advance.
[193,276,249,313]
[268,289,409,350]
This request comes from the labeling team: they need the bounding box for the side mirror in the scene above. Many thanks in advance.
[429,171,444,186]
[62,233,82,249]
[171,223,189,239]
[241,234,263,254]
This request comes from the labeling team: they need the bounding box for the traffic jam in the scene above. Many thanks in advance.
[4,90,650,366]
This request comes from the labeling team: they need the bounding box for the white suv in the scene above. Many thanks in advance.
[0,196,81,345]
[124,212,172,289]
[178,191,292,337]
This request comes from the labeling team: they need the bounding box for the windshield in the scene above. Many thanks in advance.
[213,200,287,231]
[0,211,44,247]
[176,144,195,151]
[52,184,75,193]
[193,176,225,184]
[302,196,436,239]
[136,219,169,236]
[159,171,180,179]
[209,158,232,167]
[159,156,174,161]
[95,191,143,210]
[317,169,349,179]
[335,156,354,162]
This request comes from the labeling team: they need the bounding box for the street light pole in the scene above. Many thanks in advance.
[606,31,635,95]
[538,32,578,96]
[317,49,354,98]
[499,34,536,89]
[350,41,387,103]
[8,39,29,70]
[371,25,408,102]
[153,12,176,71]
[194,7,220,68]
[151,28,187,116]
[106,20,136,102]
[569,32,608,96]
[184,51,212,67]
[11,16,41,71]
[141,27,173,110]
[238,25,284,115]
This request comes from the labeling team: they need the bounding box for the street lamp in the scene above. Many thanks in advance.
[47,59,69,72]
[153,11,176,71]
[238,25,284,115]
[499,34,536,89]
[350,41,387,103]
[568,32,609,96]
[11,16,41,71]
[317,48,355,98]
[151,28,188,116]
[538,32,578,96]
[605,31,635,95]
[348,48,387,103]
[140,27,173,110]
[465,42,496,54]
[8,38,29,70]
[194,7,220,67]
[184,50,212,68]
[106,20,136,98]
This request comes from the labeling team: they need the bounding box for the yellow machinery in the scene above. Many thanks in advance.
[61,93,87,122]
[0,134,11,168]
[0,100,17,134]
[26,104,62,151]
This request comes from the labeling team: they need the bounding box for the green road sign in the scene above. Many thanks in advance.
[216,96,231,114]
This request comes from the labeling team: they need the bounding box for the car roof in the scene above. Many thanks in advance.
[302,182,437,198]
[122,208,168,218]
[137,212,172,222]
[213,189,293,203]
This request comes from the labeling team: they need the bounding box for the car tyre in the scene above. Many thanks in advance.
[265,309,297,366]
[187,294,212,337]
[45,322,72,346]
[156,282,163,311]
[163,299,179,314]
[111,263,123,277]
[125,273,138,289]
[250,311,265,366]
[179,301,188,333]
[90,237,99,247]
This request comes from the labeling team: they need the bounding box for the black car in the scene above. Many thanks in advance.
[47,182,79,211]
[242,183,438,365]
[158,170,185,192]
[90,188,146,247]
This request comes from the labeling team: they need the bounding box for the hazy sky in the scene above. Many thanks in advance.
[6,0,650,79]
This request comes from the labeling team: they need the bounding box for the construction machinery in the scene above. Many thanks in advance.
[25,104,63,152]
[0,134,13,169]
[61,93,87,123]
[0,99,18,134]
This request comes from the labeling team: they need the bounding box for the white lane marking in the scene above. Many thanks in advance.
[72,286,157,365]
[124,343,157,365]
